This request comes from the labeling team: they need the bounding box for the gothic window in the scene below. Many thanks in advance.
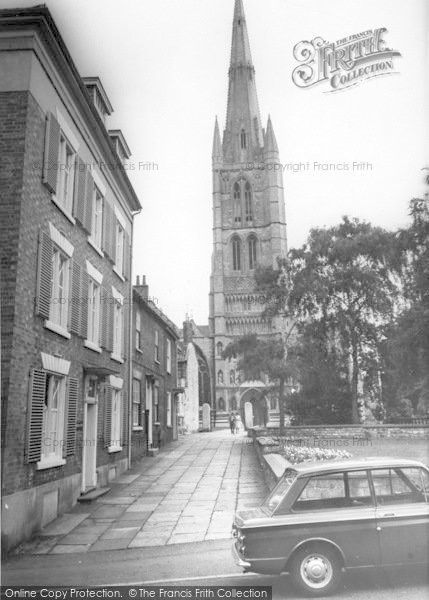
[233,182,241,223]
[240,129,247,149]
[231,396,237,411]
[248,235,257,270]
[232,236,241,271]
[218,397,225,411]
[230,370,235,385]
[216,341,223,357]
[245,181,253,221]
[217,370,224,384]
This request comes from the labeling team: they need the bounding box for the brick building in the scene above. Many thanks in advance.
[0,6,141,551]
[132,277,179,460]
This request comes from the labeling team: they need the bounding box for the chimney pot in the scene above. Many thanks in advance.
[136,275,140,285]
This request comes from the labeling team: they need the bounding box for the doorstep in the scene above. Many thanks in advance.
[77,487,111,503]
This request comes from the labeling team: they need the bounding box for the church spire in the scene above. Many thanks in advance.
[212,116,222,164]
[264,114,279,156]
[230,0,253,67]
[223,0,263,163]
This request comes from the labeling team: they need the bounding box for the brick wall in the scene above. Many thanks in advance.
[0,91,28,457]
[1,90,131,496]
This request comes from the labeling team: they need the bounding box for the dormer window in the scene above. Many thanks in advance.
[82,77,113,124]
[108,130,132,166]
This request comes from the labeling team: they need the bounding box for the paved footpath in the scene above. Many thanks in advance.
[13,429,267,555]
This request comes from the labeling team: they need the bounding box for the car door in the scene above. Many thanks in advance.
[371,467,429,565]
[284,470,380,568]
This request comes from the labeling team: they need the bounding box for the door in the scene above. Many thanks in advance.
[82,377,98,492]
[371,467,429,565]
[173,395,178,440]
[146,378,153,448]
[284,470,380,568]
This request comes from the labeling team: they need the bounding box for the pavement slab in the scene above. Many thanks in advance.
[50,544,91,554]
[39,514,90,536]
[100,526,141,540]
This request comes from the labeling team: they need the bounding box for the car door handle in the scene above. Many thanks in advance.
[381,513,395,517]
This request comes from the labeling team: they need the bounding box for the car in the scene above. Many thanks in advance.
[232,457,429,596]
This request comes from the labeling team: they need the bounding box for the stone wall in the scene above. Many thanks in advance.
[249,424,429,441]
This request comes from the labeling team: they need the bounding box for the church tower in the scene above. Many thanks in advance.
[209,0,288,426]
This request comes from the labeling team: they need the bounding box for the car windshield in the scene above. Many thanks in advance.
[262,469,298,514]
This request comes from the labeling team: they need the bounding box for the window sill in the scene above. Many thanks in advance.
[88,238,104,258]
[44,320,71,339]
[84,340,102,353]
[51,196,76,225]
[107,445,122,454]
[111,353,124,364]
[36,457,66,470]
[132,426,143,432]
[113,266,125,282]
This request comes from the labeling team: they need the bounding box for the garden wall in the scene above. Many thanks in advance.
[249,424,429,441]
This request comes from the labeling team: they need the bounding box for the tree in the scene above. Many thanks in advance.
[260,217,402,423]
[381,197,429,417]
[223,333,297,434]
[286,322,353,424]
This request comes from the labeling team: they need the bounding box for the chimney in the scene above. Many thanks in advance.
[135,274,149,300]
[183,319,193,345]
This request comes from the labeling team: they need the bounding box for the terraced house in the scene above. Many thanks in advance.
[132,276,180,461]
[0,6,141,552]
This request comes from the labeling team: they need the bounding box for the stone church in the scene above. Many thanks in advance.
[179,0,289,430]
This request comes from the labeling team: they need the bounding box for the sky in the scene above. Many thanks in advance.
[3,0,428,325]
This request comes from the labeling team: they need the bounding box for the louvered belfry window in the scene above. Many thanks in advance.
[248,235,257,270]
[232,236,241,271]
[233,182,241,223]
[244,181,253,221]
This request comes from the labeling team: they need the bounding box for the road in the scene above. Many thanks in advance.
[2,539,428,599]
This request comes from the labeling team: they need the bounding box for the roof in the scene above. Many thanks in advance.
[133,288,179,339]
[291,457,428,476]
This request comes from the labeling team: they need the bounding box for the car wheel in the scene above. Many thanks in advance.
[289,544,342,597]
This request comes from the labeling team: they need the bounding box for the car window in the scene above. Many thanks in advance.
[346,470,373,506]
[371,468,429,505]
[262,469,298,514]
[292,471,372,511]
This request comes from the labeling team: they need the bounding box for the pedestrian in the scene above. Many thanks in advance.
[234,412,242,434]
[229,411,235,434]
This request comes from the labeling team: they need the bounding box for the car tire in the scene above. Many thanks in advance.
[289,544,342,597]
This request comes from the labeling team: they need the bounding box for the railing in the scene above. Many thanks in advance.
[389,416,429,425]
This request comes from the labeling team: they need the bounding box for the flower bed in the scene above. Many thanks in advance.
[279,444,352,463]
[257,436,352,463]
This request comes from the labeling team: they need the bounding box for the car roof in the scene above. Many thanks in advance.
[290,457,428,476]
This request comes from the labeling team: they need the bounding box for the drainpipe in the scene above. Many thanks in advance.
[128,210,139,469]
